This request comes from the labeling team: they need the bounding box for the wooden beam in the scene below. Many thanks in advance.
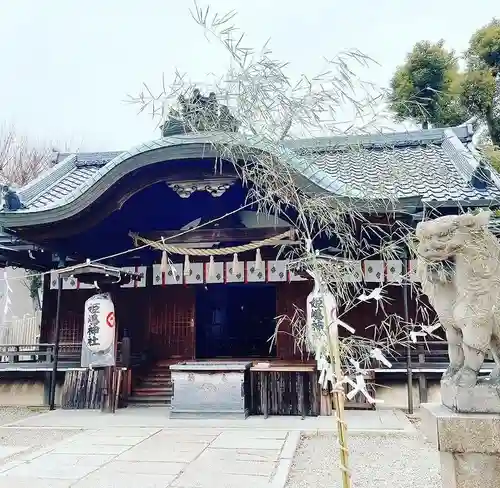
[138,227,295,245]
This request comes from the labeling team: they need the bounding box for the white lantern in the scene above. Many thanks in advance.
[306,271,337,356]
[83,293,115,353]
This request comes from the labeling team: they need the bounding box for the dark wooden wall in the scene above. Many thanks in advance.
[42,285,193,359]
[41,279,435,362]
[275,281,312,360]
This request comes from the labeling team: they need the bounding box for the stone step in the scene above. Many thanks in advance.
[132,386,173,396]
[140,381,172,389]
[149,369,172,376]
[126,402,170,408]
[155,360,179,367]
[140,376,170,383]
[140,375,172,382]
[141,375,172,382]
[128,395,171,405]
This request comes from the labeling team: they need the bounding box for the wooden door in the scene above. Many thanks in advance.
[148,287,195,360]
[275,281,312,360]
[115,288,149,354]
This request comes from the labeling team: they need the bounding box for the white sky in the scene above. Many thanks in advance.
[0,0,498,152]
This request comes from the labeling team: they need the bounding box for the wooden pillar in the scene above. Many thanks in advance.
[417,348,428,404]
[49,275,63,410]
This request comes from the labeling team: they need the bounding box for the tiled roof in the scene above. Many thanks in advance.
[305,142,500,203]
[18,152,122,210]
[27,167,100,210]
[8,126,500,215]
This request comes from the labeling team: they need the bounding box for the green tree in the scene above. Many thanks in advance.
[461,18,500,146]
[388,40,467,128]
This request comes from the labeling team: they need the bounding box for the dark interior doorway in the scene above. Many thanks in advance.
[195,284,277,359]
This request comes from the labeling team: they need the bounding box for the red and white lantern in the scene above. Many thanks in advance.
[83,293,116,353]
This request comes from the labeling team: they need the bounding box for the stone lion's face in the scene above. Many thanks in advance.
[415,211,491,263]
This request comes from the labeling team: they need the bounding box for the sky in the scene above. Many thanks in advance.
[0,0,498,152]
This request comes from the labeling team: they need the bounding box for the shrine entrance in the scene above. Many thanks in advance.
[195,283,277,359]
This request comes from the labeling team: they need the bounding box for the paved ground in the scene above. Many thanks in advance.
[0,408,415,487]
[2,406,414,432]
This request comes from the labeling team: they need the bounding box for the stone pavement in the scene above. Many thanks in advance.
[0,408,414,487]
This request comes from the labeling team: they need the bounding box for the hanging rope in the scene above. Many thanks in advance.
[129,230,293,256]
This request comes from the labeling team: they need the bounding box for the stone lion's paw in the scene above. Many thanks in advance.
[442,365,461,381]
[455,367,478,388]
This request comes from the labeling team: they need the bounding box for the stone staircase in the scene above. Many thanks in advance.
[129,361,173,407]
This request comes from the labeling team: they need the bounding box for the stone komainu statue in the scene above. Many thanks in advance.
[161,88,240,137]
[415,211,500,387]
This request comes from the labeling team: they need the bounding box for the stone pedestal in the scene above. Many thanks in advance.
[441,378,500,414]
[421,403,500,488]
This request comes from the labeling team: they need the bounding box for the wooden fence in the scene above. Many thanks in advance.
[0,312,41,344]
[0,312,41,361]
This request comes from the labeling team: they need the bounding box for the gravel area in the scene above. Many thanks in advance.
[0,407,41,426]
[286,431,441,488]
[0,408,82,466]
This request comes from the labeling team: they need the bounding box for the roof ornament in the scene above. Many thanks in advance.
[2,185,26,211]
[161,87,240,137]
[471,160,492,189]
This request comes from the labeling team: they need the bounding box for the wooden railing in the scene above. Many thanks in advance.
[375,340,495,404]
[0,343,54,366]
[377,341,495,372]
[0,339,131,370]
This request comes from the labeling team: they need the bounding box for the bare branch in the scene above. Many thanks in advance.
[0,127,54,187]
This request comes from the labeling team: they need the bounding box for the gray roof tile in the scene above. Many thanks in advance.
[9,126,500,213]
[27,166,102,209]
[305,143,500,202]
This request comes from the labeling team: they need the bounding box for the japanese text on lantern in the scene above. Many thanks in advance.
[87,302,100,347]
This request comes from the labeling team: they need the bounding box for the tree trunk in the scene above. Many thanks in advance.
[486,111,500,146]
[488,72,500,146]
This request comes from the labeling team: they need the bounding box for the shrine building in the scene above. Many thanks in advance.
[0,120,498,415]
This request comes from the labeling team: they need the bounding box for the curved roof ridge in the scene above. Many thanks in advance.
[283,125,473,151]
[49,132,364,208]
[2,125,498,229]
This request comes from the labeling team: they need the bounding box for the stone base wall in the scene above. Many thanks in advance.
[0,376,440,411]
[374,379,441,409]
[0,378,62,407]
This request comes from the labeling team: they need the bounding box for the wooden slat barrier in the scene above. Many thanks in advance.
[60,369,105,409]
[250,362,318,418]
[250,361,377,416]
[60,367,130,410]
